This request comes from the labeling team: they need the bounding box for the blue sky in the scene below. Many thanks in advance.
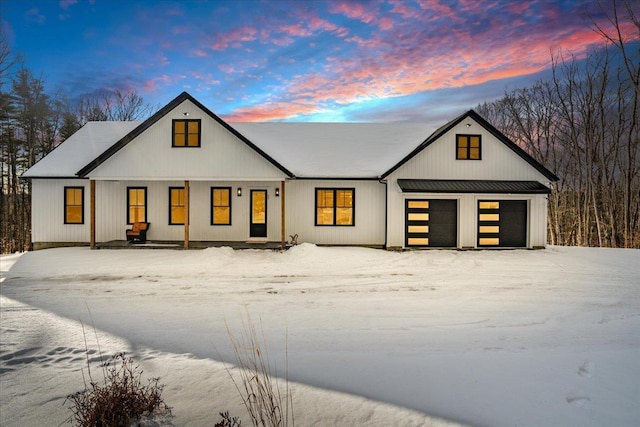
[2,0,637,125]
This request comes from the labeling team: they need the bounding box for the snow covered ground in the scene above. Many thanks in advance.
[1,245,639,427]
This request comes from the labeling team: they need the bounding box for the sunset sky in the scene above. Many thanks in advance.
[2,0,637,124]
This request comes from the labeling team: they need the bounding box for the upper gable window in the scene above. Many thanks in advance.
[456,134,481,160]
[172,119,201,147]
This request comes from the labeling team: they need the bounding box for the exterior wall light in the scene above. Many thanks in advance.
[275,187,280,197]
[237,187,242,197]
[183,112,190,116]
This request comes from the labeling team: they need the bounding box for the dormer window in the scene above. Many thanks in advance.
[456,134,481,160]
[172,119,201,147]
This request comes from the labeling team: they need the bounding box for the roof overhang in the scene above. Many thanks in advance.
[397,179,552,194]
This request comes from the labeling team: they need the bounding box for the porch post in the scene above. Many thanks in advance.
[90,179,96,249]
[184,180,190,249]
[280,180,285,250]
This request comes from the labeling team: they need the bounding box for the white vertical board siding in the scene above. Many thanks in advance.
[31,179,89,243]
[94,180,281,243]
[189,181,282,242]
[286,180,385,246]
[386,188,549,248]
[389,117,553,183]
[385,117,553,249]
[88,100,287,181]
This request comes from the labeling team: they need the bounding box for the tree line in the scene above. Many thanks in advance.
[477,1,639,248]
[1,1,638,253]
[0,32,154,253]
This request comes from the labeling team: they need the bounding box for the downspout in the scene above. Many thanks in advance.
[280,180,285,250]
[184,180,190,249]
[380,179,388,249]
[90,179,96,249]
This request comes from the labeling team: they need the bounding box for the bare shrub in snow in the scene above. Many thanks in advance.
[65,352,172,427]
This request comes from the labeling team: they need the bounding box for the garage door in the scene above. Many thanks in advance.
[477,200,527,247]
[405,199,457,247]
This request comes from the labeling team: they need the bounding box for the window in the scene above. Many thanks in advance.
[127,187,147,224]
[172,119,201,147]
[211,187,231,225]
[169,187,185,225]
[315,188,354,226]
[64,187,84,224]
[456,134,481,160]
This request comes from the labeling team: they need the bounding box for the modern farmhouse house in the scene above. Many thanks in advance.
[22,92,558,250]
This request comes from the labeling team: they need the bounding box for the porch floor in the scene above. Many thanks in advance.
[95,240,285,250]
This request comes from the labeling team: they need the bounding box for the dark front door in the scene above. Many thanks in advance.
[405,199,457,247]
[250,190,267,238]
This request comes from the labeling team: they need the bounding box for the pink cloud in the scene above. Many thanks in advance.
[280,23,312,37]
[142,74,171,92]
[211,26,258,50]
[190,71,220,85]
[308,16,349,37]
[330,1,377,24]
[218,64,236,74]
[388,0,420,19]
[192,49,209,58]
[506,1,533,16]
[378,16,394,31]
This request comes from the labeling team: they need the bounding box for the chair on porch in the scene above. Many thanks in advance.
[126,222,150,243]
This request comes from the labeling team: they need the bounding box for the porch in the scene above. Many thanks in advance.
[95,240,285,250]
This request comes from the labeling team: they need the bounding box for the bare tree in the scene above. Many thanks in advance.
[589,0,640,247]
[76,89,155,123]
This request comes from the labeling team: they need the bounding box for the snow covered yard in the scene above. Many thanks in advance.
[1,245,639,426]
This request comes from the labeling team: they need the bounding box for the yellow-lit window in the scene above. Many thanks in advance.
[479,238,499,246]
[479,226,500,233]
[479,201,499,209]
[316,188,354,226]
[456,134,481,160]
[408,213,429,221]
[169,187,185,225]
[408,237,429,246]
[172,119,201,147]
[211,187,231,225]
[64,187,84,224]
[408,200,429,209]
[336,189,353,225]
[408,225,429,233]
[127,187,146,224]
[479,213,500,221]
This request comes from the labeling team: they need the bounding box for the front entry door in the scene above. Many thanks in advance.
[250,190,267,238]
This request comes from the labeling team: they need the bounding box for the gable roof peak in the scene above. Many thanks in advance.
[76,91,294,178]
[381,108,559,181]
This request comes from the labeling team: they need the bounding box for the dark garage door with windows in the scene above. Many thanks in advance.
[478,200,527,247]
[405,199,457,247]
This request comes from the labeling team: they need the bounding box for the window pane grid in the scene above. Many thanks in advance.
[212,188,231,225]
[64,187,84,224]
[169,188,185,225]
[127,188,146,224]
[456,134,481,160]
[173,119,201,147]
[315,189,354,226]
